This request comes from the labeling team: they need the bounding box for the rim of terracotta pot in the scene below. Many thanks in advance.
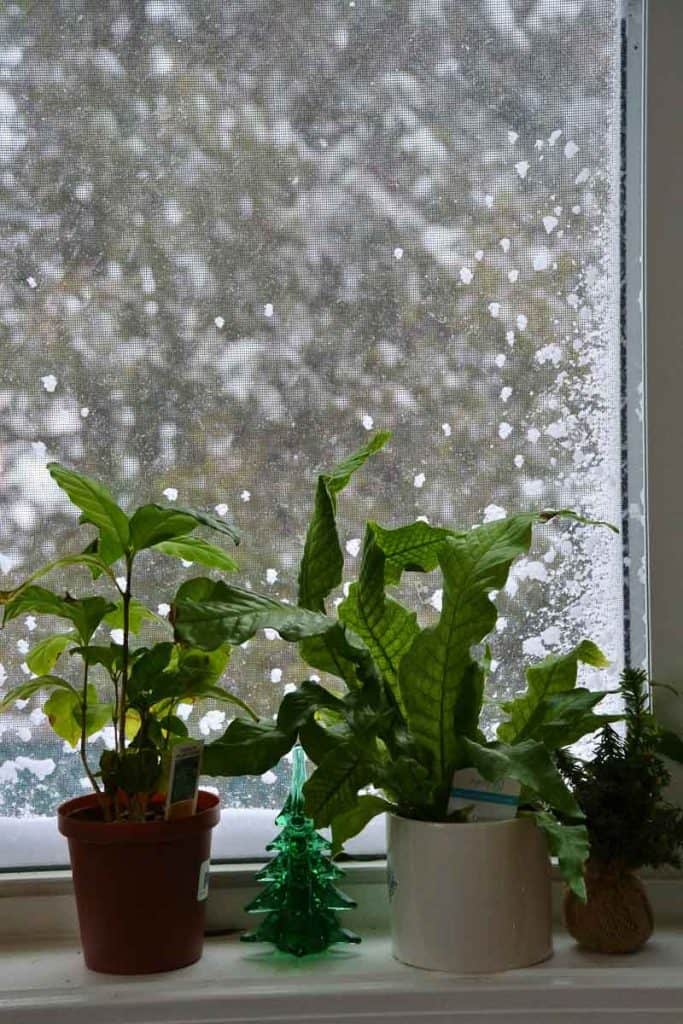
[57,790,220,845]
[389,812,532,834]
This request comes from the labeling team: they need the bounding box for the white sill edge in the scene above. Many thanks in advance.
[0,931,680,1024]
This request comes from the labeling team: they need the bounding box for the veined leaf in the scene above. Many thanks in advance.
[172,506,240,545]
[3,586,115,643]
[196,685,258,721]
[371,520,458,582]
[172,578,334,650]
[26,632,76,675]
[298,621,380,691]
[129,643,233,707]
[297,431,390,613]
[522,688,620,749]
[203,718,295,776]
[47,463,130,561]
[154,535,238,572]
[276,681,345,734]
[3,585,75,626]
[339,523,418,715]
[462,736,583,819]
[533,810,589,900]
[299,717,348,765]
[331,794,394,855]
[0,553,113,607]
[44,683,113,748]
[129,505,205,551]
[497,640,609,745]
[303,740,373,828]
[104,598,165,634]
[399,517,539,789]
[397,512,612,794]
[0,675,78,712]
[70,643,148,674]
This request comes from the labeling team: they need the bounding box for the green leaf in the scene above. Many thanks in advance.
[524,689,620,750]
[104,598,164,634]
[298,623,370,690]
[398,517,538,791]
[276,681,345,734]
[462,737,583,819]
[47,463,130,561]
[372,520,458,581]
[154,535,238,572]
[172,506,240,545]
[533,810,589,900]
[0,553,113,607]
[3,587,115,643]
[43,683,112,748]
[130,642,231,707]
[297,431,390,612]
[331,794,394,855]
[497,640,610,745]
[3,585,75,625]
[129,505,204,551]
[299,716,348,765]
[25,632,76,675]
[172,578,334,650]
[197,685,259,722]
[339,523,419,716]
[203,718,295,776]
[0,675,78,712]
[303,740,373,828]
[70,643,130,674]
[397,513,612,798]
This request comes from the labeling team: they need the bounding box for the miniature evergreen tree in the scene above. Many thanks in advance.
[241,745,361,956]
[558,668,683,871]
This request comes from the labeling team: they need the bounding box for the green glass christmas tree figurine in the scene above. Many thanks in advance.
[241,745,361,956]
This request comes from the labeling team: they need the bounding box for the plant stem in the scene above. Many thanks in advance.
[118,554,133,754]
[79,660,103,797]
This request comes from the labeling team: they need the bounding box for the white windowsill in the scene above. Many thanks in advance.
[0,864,681,1021]
[0,929,680,1023]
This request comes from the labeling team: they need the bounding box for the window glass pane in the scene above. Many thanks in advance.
[0,1,631,857]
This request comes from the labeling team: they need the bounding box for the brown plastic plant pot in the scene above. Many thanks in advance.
[58,790,220,975]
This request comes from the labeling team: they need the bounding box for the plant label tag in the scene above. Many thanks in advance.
[448,768,520,821]
[165,741,203,821]
[197,859,210,902]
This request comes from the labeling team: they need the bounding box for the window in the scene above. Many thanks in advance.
[0,0,642,868]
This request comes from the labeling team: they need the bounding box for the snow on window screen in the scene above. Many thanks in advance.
[0,2,627,823]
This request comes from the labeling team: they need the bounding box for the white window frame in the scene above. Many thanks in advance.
[644,0,683,811]
[0,0,681,893]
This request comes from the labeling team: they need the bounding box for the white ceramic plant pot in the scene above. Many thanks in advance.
[387,814,552,974]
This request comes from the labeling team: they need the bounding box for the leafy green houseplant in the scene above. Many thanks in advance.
[171,434,617,972]
[0,463,247,973]
[558,668,683,954]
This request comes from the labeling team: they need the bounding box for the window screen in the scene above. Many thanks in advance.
[0,0,635,863]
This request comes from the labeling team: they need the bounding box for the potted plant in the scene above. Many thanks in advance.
[558,667,683,954]
[171,434,618,973]
[0,463,251,974]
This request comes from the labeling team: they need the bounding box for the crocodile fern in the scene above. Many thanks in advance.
[173,433,617,896]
